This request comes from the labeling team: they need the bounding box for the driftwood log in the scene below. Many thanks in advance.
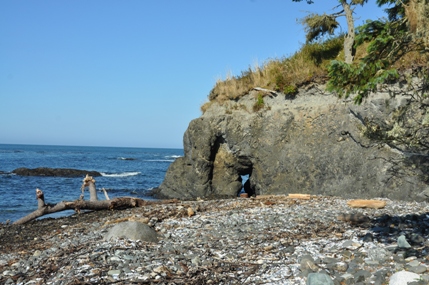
[14,175,147,225]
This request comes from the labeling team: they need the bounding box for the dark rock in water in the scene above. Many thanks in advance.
[156,85,429,201]
[12,167,101,177]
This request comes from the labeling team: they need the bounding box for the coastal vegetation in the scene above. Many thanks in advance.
[203,0,428,112]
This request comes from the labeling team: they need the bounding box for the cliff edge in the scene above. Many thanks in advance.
[155,84,429,201]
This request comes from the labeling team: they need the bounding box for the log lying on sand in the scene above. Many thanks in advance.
[13,175,146,225]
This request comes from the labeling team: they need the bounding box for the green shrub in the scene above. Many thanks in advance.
[253,93,265,112]
[283,85,298,96]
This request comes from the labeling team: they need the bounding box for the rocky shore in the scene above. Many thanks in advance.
[1,195,429,284]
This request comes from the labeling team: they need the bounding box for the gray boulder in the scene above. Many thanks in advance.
[104,221,159,242]
[389,270,420,285]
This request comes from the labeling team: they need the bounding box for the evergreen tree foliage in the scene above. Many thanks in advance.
[301,13,339,43]
[326,7,427,104]
[376,0,407,21]
[327,18,406,102]
[293,0,368,64]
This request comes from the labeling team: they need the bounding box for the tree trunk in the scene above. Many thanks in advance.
[405,0,429,48]
[341,0,355,64]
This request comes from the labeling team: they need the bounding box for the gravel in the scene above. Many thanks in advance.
[1,195,429,284]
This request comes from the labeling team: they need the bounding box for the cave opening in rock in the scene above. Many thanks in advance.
[239,175,249,195]
[238,164,254,196]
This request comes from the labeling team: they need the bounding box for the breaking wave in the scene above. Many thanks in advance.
[167,155,182,158]
[100,172,141,178]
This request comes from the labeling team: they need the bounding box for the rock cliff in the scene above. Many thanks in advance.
[155,84,429,201]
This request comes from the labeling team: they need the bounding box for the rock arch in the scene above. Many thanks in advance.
[210,138,254,198]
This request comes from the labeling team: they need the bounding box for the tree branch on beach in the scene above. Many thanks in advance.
[13,175,147,225]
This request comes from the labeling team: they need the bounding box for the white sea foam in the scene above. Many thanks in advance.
[167,155,182,158]
[146,159,175,162]
[100,172,140,178]
[117,157,136,160]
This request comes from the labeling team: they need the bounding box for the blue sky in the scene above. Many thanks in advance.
[1,1,388,148]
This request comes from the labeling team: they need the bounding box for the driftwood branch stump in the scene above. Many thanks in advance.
[13,175,147,225]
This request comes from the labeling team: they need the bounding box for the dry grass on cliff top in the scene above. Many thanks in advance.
[202,37,343,113]
[202,35,429,114]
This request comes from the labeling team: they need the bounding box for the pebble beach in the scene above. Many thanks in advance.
[2,195,429,285]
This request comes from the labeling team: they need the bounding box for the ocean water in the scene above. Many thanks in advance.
[0,144,183,223]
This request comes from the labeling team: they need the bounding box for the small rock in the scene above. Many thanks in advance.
[410,233,425,245]
[354,269,371,282]
[408,260,421,267]
[365,260,380,266]
[398,235,412,248]
[187,207,195,217]
[368,247,390,263]
[409,265,428,274]
[108,269,121,276]
[300,255,318,272]
[153,266,168,274]
[373,269,388,285]
[334,262,348,272]
[341,273,354,280]
[342,240,354,247]
[191,256,201,266]
[362,233,374,242]
[307,273,334,285]
[323,257,340,264]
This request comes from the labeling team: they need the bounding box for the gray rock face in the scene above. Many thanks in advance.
[156,85,429,201]
[104,221,159,242]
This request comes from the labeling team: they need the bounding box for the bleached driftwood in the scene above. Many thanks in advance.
[102,188,110,200]
[81,174,98,201]
[252,87,280,97]
[347,199,386,209]
[13,175,146,225]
